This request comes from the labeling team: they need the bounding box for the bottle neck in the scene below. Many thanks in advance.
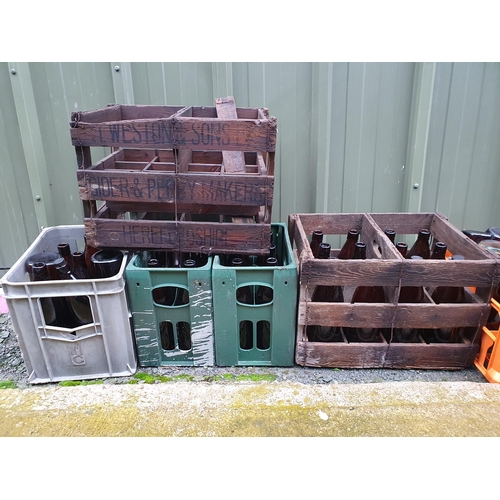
[352,242,367,259]
[396,242,408,258]
[317,243,331,259]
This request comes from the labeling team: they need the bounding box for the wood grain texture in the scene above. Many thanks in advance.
[84,215,271,254]
[77,170,274,206]
[216,97,246,173]
[70,104,277,152]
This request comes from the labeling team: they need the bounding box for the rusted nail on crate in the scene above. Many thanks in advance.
[289,212,498,370]
[85,204,272,255]
[70,103,277,152]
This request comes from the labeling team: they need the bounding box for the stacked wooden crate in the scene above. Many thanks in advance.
[289,212,499,369]
[70,98,276,255]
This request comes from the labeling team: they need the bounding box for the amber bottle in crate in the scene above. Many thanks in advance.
[384,229,396,244]
[345,242,386,342]
[407,228,431,259]
[394,252,425,343]
[31,262,58,326]
[57,242,74,270]
[430,241,447,260]
[310,230,324,258]
[337,229,359,260]
[431,250,466,343]
[307,243,344,342]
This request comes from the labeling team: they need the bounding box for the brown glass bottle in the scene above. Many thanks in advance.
[407,229,431,259]
[337,229,359,260]
[394,255,424,342]
[430,241,447,259]
[26,252,65,281]
[347,242,386,342]
[31,262,57,326]
[306,243,344,342]
[55,261,93,326]
[431,253,465,342]
[310,230,324,258]
[57,242,74,270]
[395,242,408,258]
[71,251,90,280]
[34,261,79,329]
[385,229,396,244]
[378,230,397,255]
[256,242,279,266]
[91,250,124,278]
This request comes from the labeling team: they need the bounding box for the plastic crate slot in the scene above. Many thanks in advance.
[160,321,175,350]
[159,321,192,351]
[236,284,273,305]
[239,321,253,350]
[152,286,189,307]
[177,322,192,351]
[256,320,271,350]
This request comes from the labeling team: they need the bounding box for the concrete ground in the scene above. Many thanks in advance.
[2,379,500,437]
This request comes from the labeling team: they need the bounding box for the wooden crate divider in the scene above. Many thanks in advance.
[289,212,499,370]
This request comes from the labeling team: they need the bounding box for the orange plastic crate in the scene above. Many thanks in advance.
[474,298,500,383]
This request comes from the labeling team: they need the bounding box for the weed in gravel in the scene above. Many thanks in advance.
[173,374,194,382]
[235,374,277,382]
[133,372,172,384]
[58,380,104,387]
[0,380,17,389]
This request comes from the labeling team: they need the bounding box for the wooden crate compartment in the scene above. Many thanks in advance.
[289,212,498,369]
[77,148,273,215]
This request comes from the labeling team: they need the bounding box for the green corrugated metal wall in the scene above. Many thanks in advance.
[1,61,500,275]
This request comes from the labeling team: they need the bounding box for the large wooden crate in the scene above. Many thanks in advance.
[71,98,276,254]
[289,212,499,370]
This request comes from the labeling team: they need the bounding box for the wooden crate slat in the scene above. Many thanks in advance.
[85,207,271,254]
[77,170,273,207]
[70,103,277,152]
[215,96,246,173]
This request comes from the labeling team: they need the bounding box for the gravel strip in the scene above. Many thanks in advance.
[0,310,488,388]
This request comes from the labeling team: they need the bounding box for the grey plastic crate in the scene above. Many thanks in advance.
[1,225,137,384]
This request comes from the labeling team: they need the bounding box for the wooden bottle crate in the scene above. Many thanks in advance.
[70,102,277,152]
[71,98,276,254]
[289,212,499,370]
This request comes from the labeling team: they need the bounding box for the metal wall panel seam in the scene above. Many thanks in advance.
[403,62,436,214]
[211,62,233,99]
[111,62,135,105]
[8,62,54,231]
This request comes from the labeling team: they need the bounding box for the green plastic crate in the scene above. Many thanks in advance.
[212,223,297,366]
[125,253,214,366]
